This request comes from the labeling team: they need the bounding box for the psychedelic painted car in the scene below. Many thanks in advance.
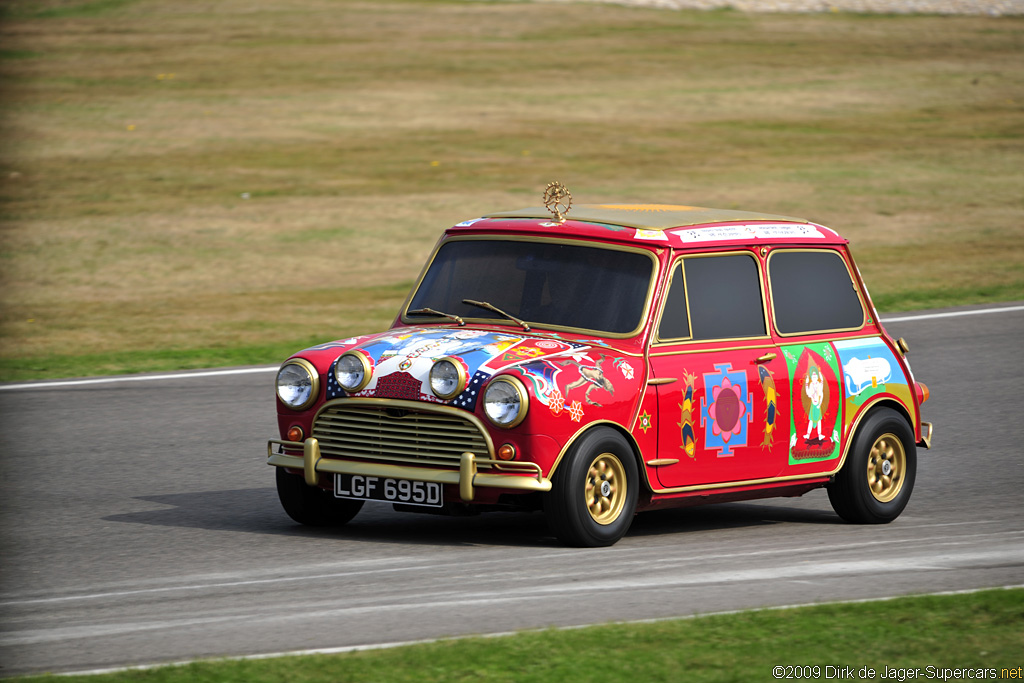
[268,184,932,547]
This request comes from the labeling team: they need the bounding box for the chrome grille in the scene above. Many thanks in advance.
[312,402,491,468]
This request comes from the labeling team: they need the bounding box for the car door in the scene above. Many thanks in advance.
[648,251,790,489]
[767,247,877,475]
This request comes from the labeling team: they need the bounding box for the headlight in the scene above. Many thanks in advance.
[483,376,528,428]
[335,351,371,393]
[430,358,467,400]
[276,359,319,410]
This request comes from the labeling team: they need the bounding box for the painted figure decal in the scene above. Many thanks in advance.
[555,354,615,407]
[803,360,826,442]
[783,343,842,464]
[515,351,634,424]
[700,363,753,457]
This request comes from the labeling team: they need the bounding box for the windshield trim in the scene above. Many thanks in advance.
[400,234,661,339]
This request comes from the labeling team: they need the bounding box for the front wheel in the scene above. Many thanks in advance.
[828,407,916,524]
[544,428,639,547]
[276,468,364,527]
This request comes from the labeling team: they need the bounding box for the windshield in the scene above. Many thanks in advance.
[406,239,656,336]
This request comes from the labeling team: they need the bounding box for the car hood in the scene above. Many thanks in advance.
[323,327,591,409]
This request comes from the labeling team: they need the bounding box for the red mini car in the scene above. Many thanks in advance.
[268,184,932,547]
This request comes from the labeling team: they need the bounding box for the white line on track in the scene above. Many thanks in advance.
[4,526,1018,607]
[880,304,1024,323]
[1,304,1021,392]
[0,365,277,391]
[53,585,1024,678]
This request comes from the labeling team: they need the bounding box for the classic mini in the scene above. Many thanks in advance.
[268,183,932,547]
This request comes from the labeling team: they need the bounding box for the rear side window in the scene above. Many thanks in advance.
[684,253,767,341]
[769,250,865,335]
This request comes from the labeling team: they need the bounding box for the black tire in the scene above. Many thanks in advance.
[544,428,639,547]
[828,407,916,524]
[276,468,364,527]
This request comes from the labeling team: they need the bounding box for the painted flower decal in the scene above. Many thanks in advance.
[617,360,634,380]
[638,410,652,433]
[708,377,746,443]
[548,389,565,417]
[568,400,585,422]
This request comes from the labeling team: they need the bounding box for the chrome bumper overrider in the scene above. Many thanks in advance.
[267,438,552,502]
[920,421,933,449]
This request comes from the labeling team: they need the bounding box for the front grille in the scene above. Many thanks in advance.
[312,402,492,468]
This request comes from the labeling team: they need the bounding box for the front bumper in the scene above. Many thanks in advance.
[267,438,552,502]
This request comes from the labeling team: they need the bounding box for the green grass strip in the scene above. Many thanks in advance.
[0,339,322,384]
[16,588,1024,682]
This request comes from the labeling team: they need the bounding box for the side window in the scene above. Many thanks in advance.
[769,250,865,335]
[657,262,690,340]
[685,253,767,340]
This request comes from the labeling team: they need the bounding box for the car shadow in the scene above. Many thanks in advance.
[102,488,557,548]
[628,502,840,538]
[103,488,839,548]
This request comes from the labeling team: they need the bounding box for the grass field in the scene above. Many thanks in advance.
[13,588,1024,682]
[1,0,1022,381]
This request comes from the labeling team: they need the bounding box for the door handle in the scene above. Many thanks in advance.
[755,352,776,363]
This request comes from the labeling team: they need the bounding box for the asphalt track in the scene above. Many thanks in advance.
[1,302,1022,677]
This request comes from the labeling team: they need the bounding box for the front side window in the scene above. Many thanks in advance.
[657,262,690,341]
[685,253,767,340]
[406,239,656,336]
[769,250,865,335]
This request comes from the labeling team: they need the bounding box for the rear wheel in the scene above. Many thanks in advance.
[828,407,916,524]
[276,468,364,527]
[544,428,639,547]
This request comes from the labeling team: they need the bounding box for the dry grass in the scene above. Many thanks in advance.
[1,0,1022,379]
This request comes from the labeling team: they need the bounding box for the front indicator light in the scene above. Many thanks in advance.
[497,443,517,461]
[335,352,371,393]
[287,425,304,442]
[276,359,319,411]
[483,377,529,428]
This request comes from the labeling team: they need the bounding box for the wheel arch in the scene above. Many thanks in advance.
[547,420,650,492]
[832,397,914,478]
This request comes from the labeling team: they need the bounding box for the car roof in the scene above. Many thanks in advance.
[447,204,847,249]
[487,204,808,229]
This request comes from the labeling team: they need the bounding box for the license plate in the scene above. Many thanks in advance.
[334,474,443,508]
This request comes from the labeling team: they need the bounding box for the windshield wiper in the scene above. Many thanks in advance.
[462,299,531,332]
[407,307,465,326]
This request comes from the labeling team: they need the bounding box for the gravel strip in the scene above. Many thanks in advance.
[541,0,1023,15]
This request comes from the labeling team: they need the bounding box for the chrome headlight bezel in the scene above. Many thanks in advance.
[276,358,319,411]
[334,351,372,393]
[429,357,468,400]
[483,376,529,429]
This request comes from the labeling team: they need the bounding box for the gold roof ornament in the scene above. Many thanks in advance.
[542,181,572,224]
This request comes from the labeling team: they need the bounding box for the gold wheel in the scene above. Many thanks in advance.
[584,452,627,525]
[866,432,906,503]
